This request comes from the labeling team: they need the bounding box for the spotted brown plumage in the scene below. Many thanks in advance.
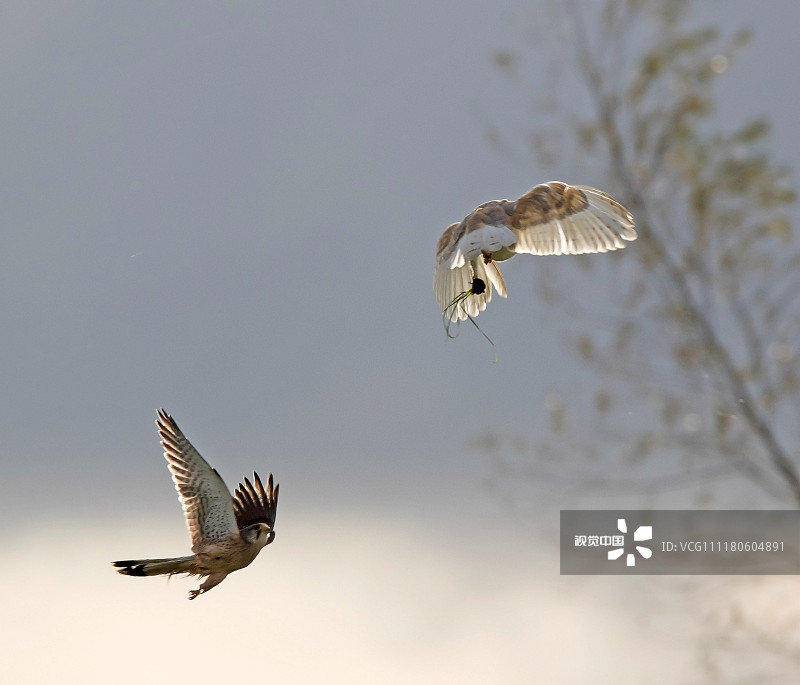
[434,181,636,322]
[112,409,279,600]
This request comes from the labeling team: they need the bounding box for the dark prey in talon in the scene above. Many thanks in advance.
[434,181,636,323]
[112,409,279,600]
[470,278,486,296]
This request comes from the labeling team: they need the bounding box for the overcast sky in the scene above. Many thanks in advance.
[2,2,799,682]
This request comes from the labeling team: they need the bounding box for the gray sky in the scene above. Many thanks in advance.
[2,2,799,682]
[2,1,540,512]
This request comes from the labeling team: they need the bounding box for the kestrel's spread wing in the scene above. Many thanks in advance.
[233,472,279,531]
[434,181,636,322]
[157,409,239,550]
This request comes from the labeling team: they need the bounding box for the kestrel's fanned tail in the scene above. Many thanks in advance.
[112,555,196,577]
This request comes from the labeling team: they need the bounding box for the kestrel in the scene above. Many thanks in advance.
[434,181,636,322]
[112,409,279,600]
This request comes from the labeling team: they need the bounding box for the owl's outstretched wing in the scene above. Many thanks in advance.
[433,182,635,323]
[156,409,239,550]
[508,182,636,255]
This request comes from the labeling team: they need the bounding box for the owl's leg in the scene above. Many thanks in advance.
[188,573,227,600]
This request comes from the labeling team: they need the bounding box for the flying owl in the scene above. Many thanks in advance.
[434,181,636,323]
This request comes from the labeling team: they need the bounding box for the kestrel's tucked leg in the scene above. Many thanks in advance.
[188,573,228,600]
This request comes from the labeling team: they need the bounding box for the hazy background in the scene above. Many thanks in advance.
[2,2,799,682]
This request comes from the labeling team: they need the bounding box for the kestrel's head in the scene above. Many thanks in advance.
[241,522,275,547]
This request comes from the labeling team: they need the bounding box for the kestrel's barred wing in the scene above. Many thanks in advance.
[509,183,636,255]
[156,409,239,550]
[433,182,636,322]
[233,472,279,531]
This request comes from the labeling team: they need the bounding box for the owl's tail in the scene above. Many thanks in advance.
[112,555,196,577]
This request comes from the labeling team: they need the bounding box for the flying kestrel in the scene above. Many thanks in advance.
[113,409,279,600]
[434,181,636,323]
